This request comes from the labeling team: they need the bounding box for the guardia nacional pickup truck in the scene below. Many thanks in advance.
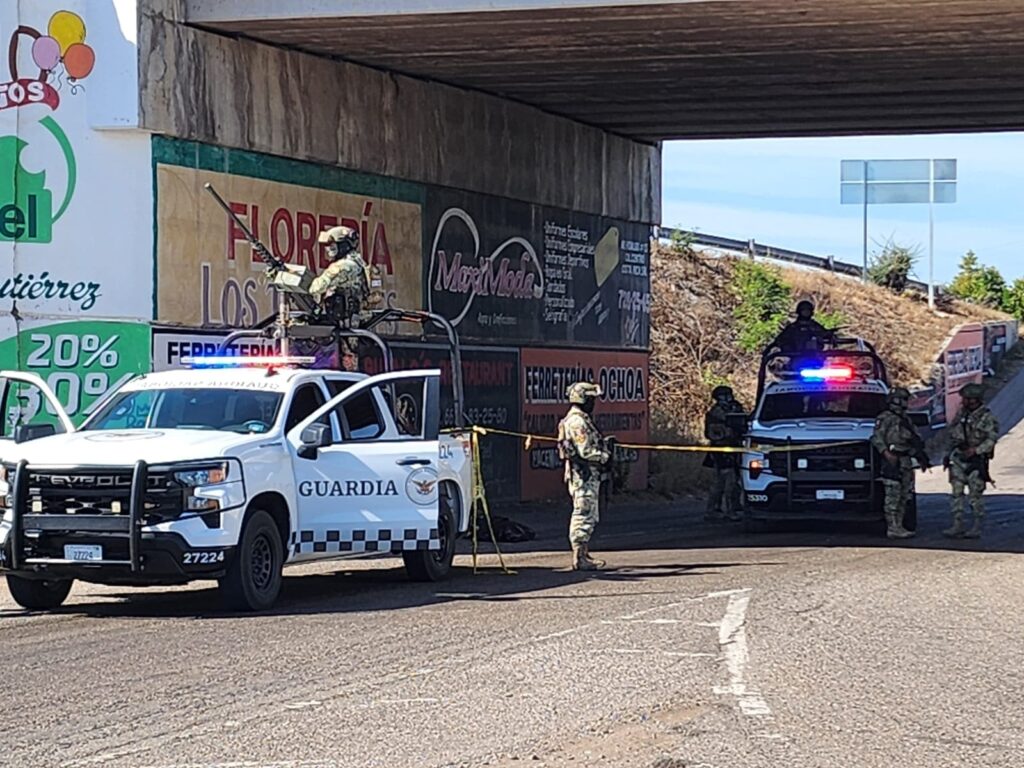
[0,358,473,612]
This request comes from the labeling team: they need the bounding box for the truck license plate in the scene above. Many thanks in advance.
[64,544,102,562]
[817,490,845,501]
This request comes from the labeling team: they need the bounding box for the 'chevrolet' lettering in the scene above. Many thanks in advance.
[299,479,399,497]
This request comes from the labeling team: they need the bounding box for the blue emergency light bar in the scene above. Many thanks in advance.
[799,365,854,382]
[181,355,316,368]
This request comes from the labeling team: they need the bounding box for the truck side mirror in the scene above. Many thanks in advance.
[14,423,56,444]
[298,423,332,459]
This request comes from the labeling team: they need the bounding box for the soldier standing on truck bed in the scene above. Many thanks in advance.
[767,300,836,354]
[943,382,999,539]
[558,382,614,571]
[871,387,931,540]
[312,226,370,326]
[704,385,745,523]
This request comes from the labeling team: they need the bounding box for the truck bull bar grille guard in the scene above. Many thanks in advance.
[763,438,878,512]
[9,459,147,572]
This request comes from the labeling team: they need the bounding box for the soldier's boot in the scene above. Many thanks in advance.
[571,545,598,571]
[893,510,916,538]
[581,544,605,569]
[886,511,912,539]
[963,517,983,540]
[942,515,965,538]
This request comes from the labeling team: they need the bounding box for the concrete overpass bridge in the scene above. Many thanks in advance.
[184,0,1024,140]
[125,0,1024,499]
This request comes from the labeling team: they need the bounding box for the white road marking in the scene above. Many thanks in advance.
[601,618,684,625]
[372,697,440,705]
[73,588,752,767]
[711,589,772,717]
[282,700,321,711]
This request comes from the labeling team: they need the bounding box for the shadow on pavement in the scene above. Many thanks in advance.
[20,559,773,621]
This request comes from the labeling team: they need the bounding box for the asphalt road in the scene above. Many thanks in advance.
[3,414,1024,767]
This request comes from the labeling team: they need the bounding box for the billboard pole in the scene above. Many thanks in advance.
[928,160,936,310]
[862,160,868,282]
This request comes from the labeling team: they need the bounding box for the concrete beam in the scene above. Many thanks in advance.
[139,1,660,223]
[186,0,733,23]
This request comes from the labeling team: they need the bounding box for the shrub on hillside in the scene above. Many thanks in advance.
[730,259,792,352]
[868,239,920,294]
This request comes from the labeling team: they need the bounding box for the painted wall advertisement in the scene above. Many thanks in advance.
[425,188,652,350]
[520,347,649,501]
[0,2,153,425]
[153,138,424,331]
[938,323,985,424]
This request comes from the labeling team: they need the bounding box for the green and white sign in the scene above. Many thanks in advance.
[0,320,151,426]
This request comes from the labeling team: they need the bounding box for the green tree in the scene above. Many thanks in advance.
[947,251,1007,308]
[730,259,792,352]
[1003,278,1024,322]
[867,239,920,294]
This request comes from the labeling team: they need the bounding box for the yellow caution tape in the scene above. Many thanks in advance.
[444,425,865,454]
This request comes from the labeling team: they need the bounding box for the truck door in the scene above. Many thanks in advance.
[0,371,75,447]
[287,370,441,561]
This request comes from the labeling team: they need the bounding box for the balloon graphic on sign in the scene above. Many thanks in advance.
[63,43,95,80]
[31,36,61,71]
[47,10,86,55]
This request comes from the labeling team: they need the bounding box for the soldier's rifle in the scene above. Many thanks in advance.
[204,183,317,316]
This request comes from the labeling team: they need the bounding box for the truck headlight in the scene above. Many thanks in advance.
[749,458,764,480]
[174,463,228,487]
[167,461,245,515]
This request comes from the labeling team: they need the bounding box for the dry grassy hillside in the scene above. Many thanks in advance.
[648,243,1011,494]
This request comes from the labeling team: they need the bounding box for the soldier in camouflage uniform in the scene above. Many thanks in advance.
[312,226,370,325]
[558,381,613,571]
[871,387,931,539]
[704,385,745,522]
[943,382,999,539]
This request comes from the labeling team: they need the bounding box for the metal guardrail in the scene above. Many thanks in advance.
[655,227,932,294]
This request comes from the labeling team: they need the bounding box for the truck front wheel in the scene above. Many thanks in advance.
[403,495,457,582]
[219,509,283,612]
[6,575,73,610]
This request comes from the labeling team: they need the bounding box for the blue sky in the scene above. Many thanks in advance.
[661,133,1024,284]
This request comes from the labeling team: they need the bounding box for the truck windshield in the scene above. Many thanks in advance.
[759,390,886,422]
[82,388,284,434]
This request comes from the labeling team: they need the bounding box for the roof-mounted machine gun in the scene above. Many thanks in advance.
[203,184,467,429]
[204,183,317,356]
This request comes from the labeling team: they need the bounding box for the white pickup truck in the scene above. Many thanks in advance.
[741,340,928,534]
[0,361,474,612]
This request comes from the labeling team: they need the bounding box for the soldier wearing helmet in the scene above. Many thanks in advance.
[310,225,370,325]
[703,385,745,522]
[871,386,931,539]
[767,300,836,355]
[558,381,613,570]
[943,382,999,538]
